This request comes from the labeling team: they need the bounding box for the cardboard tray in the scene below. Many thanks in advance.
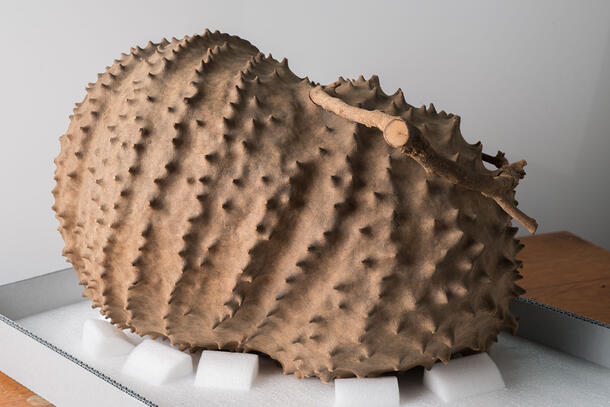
[1,268,609,407]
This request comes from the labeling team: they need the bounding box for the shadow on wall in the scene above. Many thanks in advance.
[577,27,610,249]
[517,26,610,250]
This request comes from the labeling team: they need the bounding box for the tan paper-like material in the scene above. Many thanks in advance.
[52,30,534,382]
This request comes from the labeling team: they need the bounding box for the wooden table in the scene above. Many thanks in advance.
[518,231,610,324]
[1,231,609,405]
[0,372,51,407]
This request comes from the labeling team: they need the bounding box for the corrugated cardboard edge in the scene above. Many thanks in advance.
[0,313,156,407]
[510,297,610,368]
[0,268,156,406]
[0,312,156,407]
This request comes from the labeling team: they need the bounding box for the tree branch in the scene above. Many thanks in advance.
[482,151,508,168]
[309,86,409,148]
[309,86,538,234]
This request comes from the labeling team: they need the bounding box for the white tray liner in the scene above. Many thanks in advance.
[16,301,610,407]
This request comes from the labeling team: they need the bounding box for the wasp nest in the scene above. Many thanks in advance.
[52,30,536,382]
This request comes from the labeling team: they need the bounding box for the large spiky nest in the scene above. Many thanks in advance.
[52,30,533,381]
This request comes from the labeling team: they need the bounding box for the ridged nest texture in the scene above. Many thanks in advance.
[52,30,525,382]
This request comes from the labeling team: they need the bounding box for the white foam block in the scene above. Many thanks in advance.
[122,339,193,385]
[195,350,259,391]
[82,318,135,359]
[334,376,399,407]
[423,352,505,402]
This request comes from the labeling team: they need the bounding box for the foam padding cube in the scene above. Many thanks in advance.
[122,339,193,385]
[423,352,505,402]
[82,318,134,359]
[194,350,259,391]
[334,376,399,407]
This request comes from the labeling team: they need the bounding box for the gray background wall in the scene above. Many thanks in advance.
[1,0,609,285]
